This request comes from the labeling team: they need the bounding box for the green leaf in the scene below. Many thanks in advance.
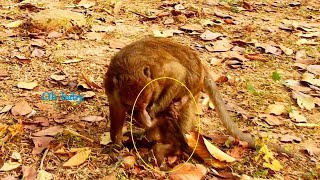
[272,71,281,81]
[247,84,255,94]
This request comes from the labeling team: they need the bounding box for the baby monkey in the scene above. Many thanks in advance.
[104,37,292,162]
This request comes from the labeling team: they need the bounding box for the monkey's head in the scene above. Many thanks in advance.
[106,65,154,113]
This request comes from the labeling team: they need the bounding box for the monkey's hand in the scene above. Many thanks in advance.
[137,109,153,128]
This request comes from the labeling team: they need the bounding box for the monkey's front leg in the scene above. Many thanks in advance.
[109,97,126,145]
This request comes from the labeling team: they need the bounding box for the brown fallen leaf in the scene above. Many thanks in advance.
[297,96,315,111]
[31,48,45,58]
[169,163,207,180]
[81,116,104,122]
[303,143,320,157]
[122,156,136,168]
[32,137,53,155]
[11,100,33,116]
[81,73,102,89]
[62,59,82,64]
[33,117,49,126]
[91,25,115,32]
[85,32,106,41]
[50,74,66,81]
[5,20,24,28]
[200,30,223,41]
[259,114,282,126]
[289,110,307,123]
[245,54,266,61]
[100,132,111,145]
[279,45,294,55]
[153,29,173,38]
[33,126,63,136]
[113,1,122,15]
[209,39,233,52]
[31,39,48,47]
[36,170,53,180]
[82,91,95,98]
[186,131,235,167]
[265,104,286,115]
[22,166,37,180]
[180,24,204,31]
[78,0,95,8]
[17,82,38,90]
[48,31,63,38]
[63,149,91,167]
[306,65,320,75]
[279,134,301,143]
[109,39,126,49]
[0,162,21,171]
[0,105,13,114]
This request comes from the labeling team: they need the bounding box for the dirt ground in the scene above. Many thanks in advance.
[0,0,319,179]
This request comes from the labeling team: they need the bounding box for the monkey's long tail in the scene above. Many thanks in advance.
[204,73,294,157]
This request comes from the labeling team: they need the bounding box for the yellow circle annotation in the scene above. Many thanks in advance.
[130,77,201,173]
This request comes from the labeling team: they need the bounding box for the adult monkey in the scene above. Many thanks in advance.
[104,37,293,158]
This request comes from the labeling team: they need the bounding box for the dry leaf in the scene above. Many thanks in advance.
[63,150,91,167]
[296,39,319,45]
[169,163,207,180]
[245,54,266,61]
[11,100,33,116]
[153,29,173,38]
[200,30,222,41]
[180,24,204,31]
[303,143,320,157]
[81,116,104,122]
[185,131,235,168]
[85,32,106,41]
[0,105,13,114]
[109,40,126,49]
[289,110,307,123]
[297,96,315,110]
[5,20,24,28]
[81,73,101,89]
[31,48,45,58]
[11,152,21,162]
[113,1,122,15]
[100,132,111,145]
[48,31,63,38]
[33,126,63,136]
[36,170,53,180]
[22,166,37,180]
[78,0,95,8]
[265,104,286,115]
[50,74,66,81]
[17,82,38,90]
[91,25,115,32]
[295,123,320,128]
[122,156,136,167]
[62,59,82,64]
[34,117,49,126]
[210,39,233,52]
[82,91,95,98]
[279,134,301,143]
[279,45,293,55]
[0,162,21,171]
[259,114,282,126]
[214,10,231,18]
[209,57,223,65]
[306,65,320,75]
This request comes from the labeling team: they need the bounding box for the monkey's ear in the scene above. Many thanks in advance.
[143,66,151,78]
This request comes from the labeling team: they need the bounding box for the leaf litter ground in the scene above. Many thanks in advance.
[0,0,319,179]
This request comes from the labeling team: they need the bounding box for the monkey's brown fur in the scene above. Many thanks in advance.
[104,37,293,161]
